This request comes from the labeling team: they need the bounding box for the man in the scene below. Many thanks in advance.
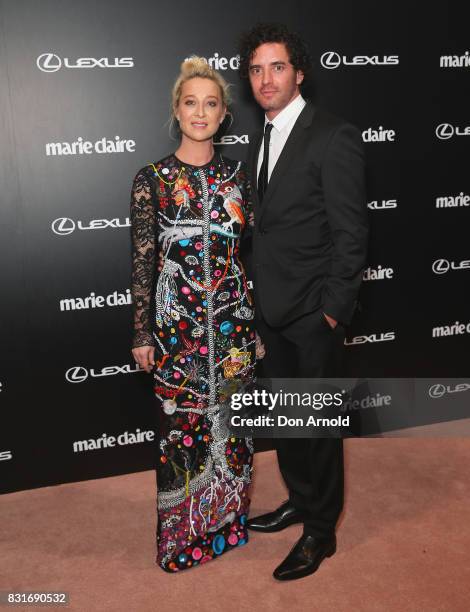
[237,23,369,581]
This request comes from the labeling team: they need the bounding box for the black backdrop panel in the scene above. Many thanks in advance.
[1,1,469,492]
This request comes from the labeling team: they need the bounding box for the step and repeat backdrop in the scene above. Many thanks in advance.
[1,0,468,493]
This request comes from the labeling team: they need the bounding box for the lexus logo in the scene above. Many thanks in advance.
[66,366,89,383]
[435,123,454,140]
[428,383,470,398]
[432,259,450,274]
[428,384,446,398]
[52,218,76,235]
[320,51,399,69]
[37,53,134,72]
[214,134,249,145]
[320,52,342,69]
[432,258,470,273]
[37,53,62,72]
[66,363,142,382]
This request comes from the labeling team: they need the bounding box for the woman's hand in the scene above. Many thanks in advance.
[255,331,266,359]
[132,345,155,373]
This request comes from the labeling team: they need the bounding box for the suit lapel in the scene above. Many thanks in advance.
[249,129,263,212]
[258,100,316,226]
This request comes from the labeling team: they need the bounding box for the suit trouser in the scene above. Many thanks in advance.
[256,306,346,538]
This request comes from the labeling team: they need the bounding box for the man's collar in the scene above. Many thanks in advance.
[264,93,306,132]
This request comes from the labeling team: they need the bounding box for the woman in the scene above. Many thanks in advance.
[130,57,255,572]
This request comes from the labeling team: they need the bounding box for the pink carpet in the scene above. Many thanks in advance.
[1,439,469,611]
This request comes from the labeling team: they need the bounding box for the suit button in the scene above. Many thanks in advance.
[259,228,267,235]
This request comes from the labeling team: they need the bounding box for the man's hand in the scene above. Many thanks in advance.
[255,331,266,359]
[132,345,155,373]
[157,249,164,272]
[322,312,338,329]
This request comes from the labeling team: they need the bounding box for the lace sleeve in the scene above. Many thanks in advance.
[130,167,157,348]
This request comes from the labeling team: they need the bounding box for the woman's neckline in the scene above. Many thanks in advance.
[173,151,218,168]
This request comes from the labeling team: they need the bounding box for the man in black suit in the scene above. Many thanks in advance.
[237,23,369,581]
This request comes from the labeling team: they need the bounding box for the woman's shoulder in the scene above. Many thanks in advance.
[133,152,179,182]
[219,154,247,175]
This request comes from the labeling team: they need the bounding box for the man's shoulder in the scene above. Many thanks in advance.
[309,104,362,142]
[309,104,357,133]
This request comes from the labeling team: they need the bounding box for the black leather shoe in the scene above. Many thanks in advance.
[247,500,304,533]
[273,533,336,581]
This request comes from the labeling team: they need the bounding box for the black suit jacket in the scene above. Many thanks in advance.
[247,99,369,328]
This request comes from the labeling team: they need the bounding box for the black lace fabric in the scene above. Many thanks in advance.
[130,168,157,348]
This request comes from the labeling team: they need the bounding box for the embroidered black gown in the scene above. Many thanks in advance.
[130,151,254,572]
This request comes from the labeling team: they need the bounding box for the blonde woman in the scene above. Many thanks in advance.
[130,57,255,572]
